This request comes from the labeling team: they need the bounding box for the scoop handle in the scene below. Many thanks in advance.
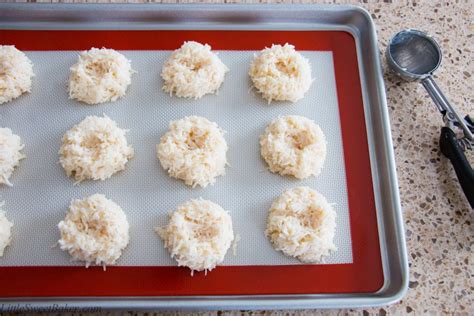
[439,127,474,208]
[423,77,474,141]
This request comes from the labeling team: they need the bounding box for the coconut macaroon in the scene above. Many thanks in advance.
[156,199,234,273]
[68,48,133,105]
[265,187,336,263]
[249,43,312,103]
[157,116,227,188]
[0,45,34,105]
[260,115,326,179]
[161,41,229,99]
[59,115,134,183]
[58,194,130,267]
[0,127,26,186]
[0,203,13,257]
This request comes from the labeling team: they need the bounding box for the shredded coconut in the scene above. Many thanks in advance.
[68,48,133,105]
[0,45,34,105]
[59,115,134,183]
[0,202,13,257]
[58,194,130,267]
[0,127,26,186]
[249,43,312,103]
[156,199,234,273]
[157,116,227,188]
[260,115,326,179]
[161,41,229,99]
[265,186,337,263]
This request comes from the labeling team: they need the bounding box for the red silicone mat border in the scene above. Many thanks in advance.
[0,30,383,297]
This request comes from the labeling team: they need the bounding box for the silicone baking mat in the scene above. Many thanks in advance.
[0,30,383,296]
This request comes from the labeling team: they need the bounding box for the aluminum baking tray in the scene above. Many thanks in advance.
[0,3,408,311]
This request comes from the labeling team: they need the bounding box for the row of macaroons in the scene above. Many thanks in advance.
[0,41,313,106]
[0,186,337,273]
[0,114,327,188]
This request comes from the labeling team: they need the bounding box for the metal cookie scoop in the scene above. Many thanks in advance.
[386,29,474,208]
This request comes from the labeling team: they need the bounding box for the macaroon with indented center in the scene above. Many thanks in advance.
[156,199,234,274]
[58,194,130,267]
[265,186,337,263]
[68,48,133,105]
[0,45,34,105]
[59,115,134,183]
[0,127,25,186]
[249,43,313,103]
[161,41,229,99]
[260,115,327,179]
[157,116,228,188]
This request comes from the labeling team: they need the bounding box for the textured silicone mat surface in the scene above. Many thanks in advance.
[0,50,352,266]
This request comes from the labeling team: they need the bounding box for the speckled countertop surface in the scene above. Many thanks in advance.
[2,0,473,315]
[372,1,473,314]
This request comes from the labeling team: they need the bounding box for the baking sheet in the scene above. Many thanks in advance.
[0,50,352,266]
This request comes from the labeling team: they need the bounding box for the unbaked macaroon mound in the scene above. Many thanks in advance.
[59,115,134,183]
[68,48,133,105]
[260,115,326,179]
[0,202,13,257]
[156,199,234,274]
[58,194,130,267]
[265,186,336,263]
[0,127,26,186]
[0,45,34,105]
[249,43,312,103]
[161,41,229,99]
[157,116,228,188]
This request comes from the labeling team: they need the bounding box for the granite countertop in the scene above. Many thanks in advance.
[2,0,473,314]
[369,2,473,314]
